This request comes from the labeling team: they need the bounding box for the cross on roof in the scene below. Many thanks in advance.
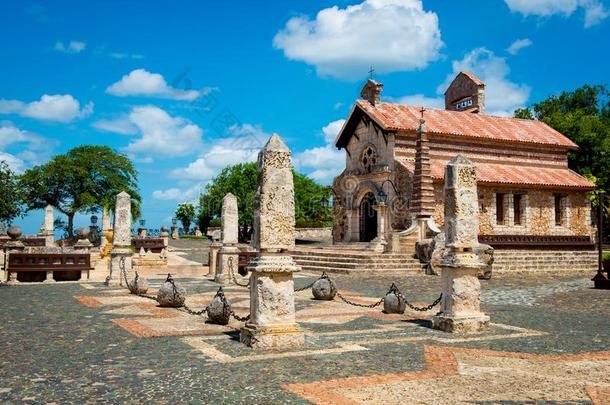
[419,106,426,119]
[368,66,375,80]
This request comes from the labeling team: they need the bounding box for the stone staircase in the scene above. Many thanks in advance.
[291,247,424,274]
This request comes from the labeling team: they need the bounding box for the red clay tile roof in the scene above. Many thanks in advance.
[459,71,485,87]
[353,100,579,149]
[397,159,594,189]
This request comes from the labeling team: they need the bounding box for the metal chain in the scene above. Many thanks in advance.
[294,271,330,292]
[228,256,250,287]
[400,292,443,312]
[216,285,250,322]
[231,312,251,322]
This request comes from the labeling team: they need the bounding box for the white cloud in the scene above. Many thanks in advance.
[170,124,267,182]
[0,152,25,173]
[0,94,93,123]
[437,47,530,116]
[395,47,530,116]
[106,69,204,100]
[395,94,444,109]
[505,0,608,27]
[107,106,205,159]
[506,38,533,55]
[54,40,86,53]
[152,185,202,202]
[293,120,345,184]
[273,0,443,79]
[322,119,346,143]
[0,124,56,172]
[92,116,138,135]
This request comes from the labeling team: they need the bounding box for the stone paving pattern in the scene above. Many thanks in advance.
[1,260,609,403]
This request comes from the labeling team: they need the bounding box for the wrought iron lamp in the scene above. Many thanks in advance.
[90,215,98,225]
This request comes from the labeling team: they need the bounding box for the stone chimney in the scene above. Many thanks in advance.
[444,72,485,114]
[360,79,383,106]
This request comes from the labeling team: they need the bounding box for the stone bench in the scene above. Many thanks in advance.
[6,252,93,282]
[133,237,165,253]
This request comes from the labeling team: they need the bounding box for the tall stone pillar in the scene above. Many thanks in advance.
[240,134,305,349]
[371,202,388,253]
[5,226,24,283]
[431,155,489,333]
[160,226,169,248]
[215,193,240,284]
[410,115,435,241]
[100,206,111,249]
[39,205,55,246]
[105,192,133,287]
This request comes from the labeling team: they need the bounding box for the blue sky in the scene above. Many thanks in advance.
[1,0,609,234]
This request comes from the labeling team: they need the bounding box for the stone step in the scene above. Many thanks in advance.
[298,264,422,275]
[295,259,422,270]
[292,255,418,264]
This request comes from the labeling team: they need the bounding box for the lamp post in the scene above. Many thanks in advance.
[593,193,609,289]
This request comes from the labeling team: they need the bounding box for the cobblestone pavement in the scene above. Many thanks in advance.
[0,270,609,404]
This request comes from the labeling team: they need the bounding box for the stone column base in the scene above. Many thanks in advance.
[106,248,133,287]
[431,314,489,333]
[240,324,304,349]
[215,246,239,285]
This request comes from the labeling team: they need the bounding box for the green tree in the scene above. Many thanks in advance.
[515,84,610,212]
[197,162,332,241]
[19,145,141,237]
[175,203,196,233]
[0,161,23,226]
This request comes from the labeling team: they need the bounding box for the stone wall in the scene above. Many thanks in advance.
[294,228,332,242]
[432,184,592,237]
[492,250,597,273]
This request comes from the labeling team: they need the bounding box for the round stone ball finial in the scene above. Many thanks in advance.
[383,285,406,314]
[312,276,337,300]
[7,225,22,240]
[75,227,91,240]
[156,275,186,307]
[160,225,168,232]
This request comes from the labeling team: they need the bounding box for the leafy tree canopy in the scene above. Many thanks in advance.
[515,84,610,210]
[19,145,141,237]
[0,161,23,226]
[175,203,196,233]
[197,162,332,241]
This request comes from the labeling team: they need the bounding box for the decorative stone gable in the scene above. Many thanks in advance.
[360,79,383,106]
[444,71,485,113]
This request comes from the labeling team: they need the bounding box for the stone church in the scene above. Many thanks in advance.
[330,72,597,272]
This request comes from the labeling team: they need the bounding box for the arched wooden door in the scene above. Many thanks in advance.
[359,192,377,242]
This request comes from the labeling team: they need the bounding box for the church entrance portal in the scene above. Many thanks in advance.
[359,192,377,242]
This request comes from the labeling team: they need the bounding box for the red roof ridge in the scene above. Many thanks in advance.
[350,99,578,150]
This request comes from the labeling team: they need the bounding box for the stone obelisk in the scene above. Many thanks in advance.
[105,192,133,287]
[431,155,489,333]
[39,205,54,246]
[240,134,304,349]
[215,193,240,284]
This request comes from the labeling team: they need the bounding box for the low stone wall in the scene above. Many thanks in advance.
[133,253,167,271]
[492,250,597,273]
[294,228,332,242]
